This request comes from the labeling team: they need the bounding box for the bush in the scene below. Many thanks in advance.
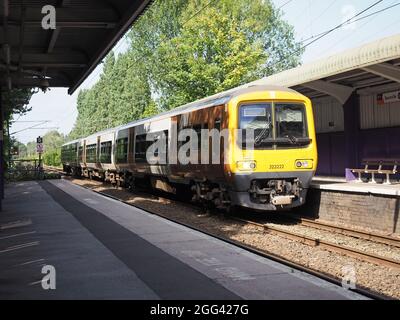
[43,148,61,167]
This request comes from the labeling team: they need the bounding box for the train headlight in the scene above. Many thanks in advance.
[237,161,257,171]
[295,160,313,169]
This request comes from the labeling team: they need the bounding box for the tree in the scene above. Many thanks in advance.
[2,88,35,164]
[69,0,303,137]
[152,0,302,110]
[26,141,37,158]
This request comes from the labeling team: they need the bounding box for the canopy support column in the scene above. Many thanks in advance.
[343,92,360,171]
[0,88,3,211]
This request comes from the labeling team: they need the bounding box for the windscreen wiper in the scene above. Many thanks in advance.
[254,129,270,146]
[280,135,311,146]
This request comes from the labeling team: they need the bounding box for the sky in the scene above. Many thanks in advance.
[10,0,400,144]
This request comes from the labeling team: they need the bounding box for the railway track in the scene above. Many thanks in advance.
[229,216,400,270]
[283,215,400,249]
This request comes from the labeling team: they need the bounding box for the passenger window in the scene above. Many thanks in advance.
[100,141,112,164]
[116,138,128,164]
[85,144,97,163]
[214,118,221,131]
[135,131,168,163]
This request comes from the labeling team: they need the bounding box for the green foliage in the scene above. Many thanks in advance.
[26,141,37,158]
[43,148,61,167]
[2,88,34,121]
[69,0,303,137]
[153,0,267,109]
[2,88,34,164]
[7,138,27,159]
[43,130,65,152]
[42,131,64,166]
[22,130,65,166]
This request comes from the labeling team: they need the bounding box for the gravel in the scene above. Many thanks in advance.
[261,222,400,262]
[69,177,400,299]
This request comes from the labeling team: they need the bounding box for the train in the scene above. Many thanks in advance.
[61,85,318,212]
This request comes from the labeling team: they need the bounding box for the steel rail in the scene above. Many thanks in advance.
[285,215,400,249]
[231,217,400,270]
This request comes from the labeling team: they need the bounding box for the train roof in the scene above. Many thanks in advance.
[62,138,81,147]
[117,85,298,131]
[65,84,299,142]
[84,126,120,140]
[62,126,120,147]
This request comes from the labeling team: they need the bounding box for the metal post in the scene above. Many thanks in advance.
[7,118,11,168]
[38,151,42,179]
[0,88,4,211]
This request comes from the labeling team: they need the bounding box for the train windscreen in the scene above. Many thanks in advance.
[239,103,310,149]
[275,103,308,139]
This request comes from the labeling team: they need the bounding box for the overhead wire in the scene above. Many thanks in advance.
[268,0,386,68]
[300,1,400,44]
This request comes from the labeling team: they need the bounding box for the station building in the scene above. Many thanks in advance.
[253,34,400,177]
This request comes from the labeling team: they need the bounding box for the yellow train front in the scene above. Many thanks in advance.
[224,86,318,211]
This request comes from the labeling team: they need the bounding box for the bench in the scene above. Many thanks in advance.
[351,158,399,184]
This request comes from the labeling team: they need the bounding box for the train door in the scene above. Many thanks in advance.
[83,140,86,166]
[128,127,135,166]
[207,105,226,182]
[169,116,181,180]
[96,136,101,169]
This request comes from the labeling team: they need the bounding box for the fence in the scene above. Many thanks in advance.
[6,159,44,181]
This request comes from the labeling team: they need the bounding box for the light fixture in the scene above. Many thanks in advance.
[40,78,50,92]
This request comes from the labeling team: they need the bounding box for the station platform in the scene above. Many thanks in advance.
[0,179,365,300]
[306,177,400,236]
[312,177,400,197]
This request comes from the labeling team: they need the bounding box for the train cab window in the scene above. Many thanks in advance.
[116,138,128,164]
[100,141,112,164]
[239,104,272,148]
[275,104,308,139]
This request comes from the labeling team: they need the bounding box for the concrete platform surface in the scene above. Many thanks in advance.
[0,179,367,300]
[312,178,400,197]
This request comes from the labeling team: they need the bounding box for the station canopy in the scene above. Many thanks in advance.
[165,34,400,109]
[0,0,151,94]
[253,34,400,104]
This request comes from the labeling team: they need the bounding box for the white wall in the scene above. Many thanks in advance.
[312,96,344,133]
[360,93,400,129]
